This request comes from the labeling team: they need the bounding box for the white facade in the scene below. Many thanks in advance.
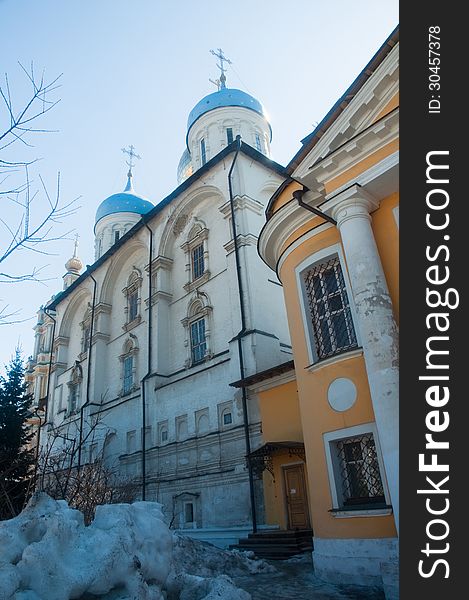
[34,89,292,538]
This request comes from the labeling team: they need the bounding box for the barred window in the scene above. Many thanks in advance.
[336,433,385,507]
[191,244,205,280]
[190,318,206,364]
[303,256,357,360]
[226,127,234,145]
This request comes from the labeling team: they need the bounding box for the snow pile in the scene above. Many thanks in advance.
[171,532,276,577]
[0,493,271,599]
[164,533,276,600]
[0,492,172,600]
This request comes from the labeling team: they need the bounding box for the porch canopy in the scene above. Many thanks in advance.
[248,441,305,479]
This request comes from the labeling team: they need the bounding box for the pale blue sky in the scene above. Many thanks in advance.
[0,0,398,370]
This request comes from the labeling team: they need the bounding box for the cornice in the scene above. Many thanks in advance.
[292,44,399,178]
[296,108,398,186]
[258,197,329,270]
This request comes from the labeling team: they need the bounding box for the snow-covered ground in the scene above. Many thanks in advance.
[0,493,275,600]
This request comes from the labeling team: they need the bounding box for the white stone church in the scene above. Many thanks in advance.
[27,66,293,544]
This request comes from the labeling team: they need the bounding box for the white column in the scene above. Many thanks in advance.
[326,185,399,532]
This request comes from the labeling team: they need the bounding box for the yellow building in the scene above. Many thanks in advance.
[255,27,399,592]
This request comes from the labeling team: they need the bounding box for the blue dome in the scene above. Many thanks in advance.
[187,87,270,136]
[95,190,153,226]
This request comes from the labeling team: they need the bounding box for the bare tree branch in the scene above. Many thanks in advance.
[1,63,81,323]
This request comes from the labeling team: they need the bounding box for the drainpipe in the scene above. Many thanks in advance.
[228,135,258,533]
[293,188,337,225]
[140,219,153,501]
[78,267,97,470]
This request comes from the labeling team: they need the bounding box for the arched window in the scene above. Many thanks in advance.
[80,307,92,357]
[200,138,207,165]
[122,268,143,330]
[181,296,213,368]
[120,336,138,396]
[254,132,262,152]
[181,221,210,293]
[67,361,83,415]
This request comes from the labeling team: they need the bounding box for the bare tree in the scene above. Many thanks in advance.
[36,417,139,524]
[0,62,79,323]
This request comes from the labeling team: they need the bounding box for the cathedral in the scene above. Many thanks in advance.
[27,55,293,544]
[27,31,399,594]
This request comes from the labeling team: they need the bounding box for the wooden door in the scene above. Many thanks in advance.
[283,464,310,529]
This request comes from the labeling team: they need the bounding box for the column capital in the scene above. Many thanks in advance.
[323,185,379,228]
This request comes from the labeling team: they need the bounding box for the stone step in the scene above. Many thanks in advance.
[248,532,312,541]
[230,528,313,560]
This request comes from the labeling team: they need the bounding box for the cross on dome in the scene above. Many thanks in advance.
[210,48,231,89]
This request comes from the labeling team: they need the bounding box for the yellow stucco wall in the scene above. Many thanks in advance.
[325,139,399,195]
[277,237,397,539]
[268,181,302,216]
[257,379,307,529]
[258,379,302,442]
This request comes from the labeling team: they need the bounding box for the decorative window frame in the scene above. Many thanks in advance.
[195,408,210,435]
[119,335,139,396]
[78,306,93,360]
[181,294,213,368]
[173,492,201,529]
[158,420,169,444]
[254,131,263,153]
[122,267,143,331]
[295,244,361,365]
[323,422,392,517]
[126,430,136,454]
[181,221,210,292]
[218,400,234,430]
[176,414,189,441]
[67,361,83,416]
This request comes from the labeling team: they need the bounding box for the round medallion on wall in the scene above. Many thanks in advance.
[327,377,357,412]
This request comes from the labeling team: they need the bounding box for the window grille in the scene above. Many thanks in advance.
[226,127,234,144]
[336,433,385,507]
[190,318,206,364]
[303,256,357,359]
[123,355,133,393]
[223,412,232,425]
[191,244,205,280]
[114,231,120,244]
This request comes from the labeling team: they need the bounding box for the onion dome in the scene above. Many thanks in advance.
[94,173,153,229]
[187,87,271,142]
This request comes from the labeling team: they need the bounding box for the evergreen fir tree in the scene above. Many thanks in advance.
[0,348,35,519]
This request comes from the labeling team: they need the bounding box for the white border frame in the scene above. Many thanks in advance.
[323,422,391,511]
[295,243,361,365]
